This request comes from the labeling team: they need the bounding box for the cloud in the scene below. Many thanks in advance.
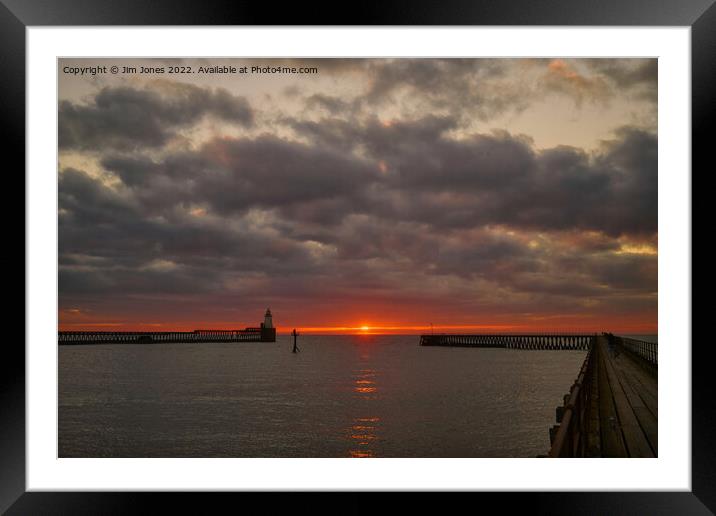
[58,122,656,311]
[305,94,355,116]
[93,116,656,238]
[304,58,656,123]
[100,134,381,219]
[59,83,253,151]
[357,59,530,121]
[57,60,657,328]
[282,116,657,236]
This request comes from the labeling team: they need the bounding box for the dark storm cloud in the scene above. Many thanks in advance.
[287,117,361,151]
[282,115,656,236]
[58,166,332,298]
[59,159,657,312]
[57,66,657,321]
[96,115,656,237]
[59,84,253,151]
[323,216,656,297]
[59,265,221,296]
[59,167,139,225]
[100,135,380,217]
[368,122,535,191]
[582,253,657,292]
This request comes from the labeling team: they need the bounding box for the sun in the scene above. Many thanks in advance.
[360,325,370,332]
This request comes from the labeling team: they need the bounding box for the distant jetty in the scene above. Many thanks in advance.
[58,309,277,345]
[419,333,593,350]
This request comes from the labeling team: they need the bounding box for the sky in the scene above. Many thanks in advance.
[58,58,657,334]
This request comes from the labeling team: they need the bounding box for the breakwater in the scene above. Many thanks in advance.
[58,327,276,345]
[419,333,594,350]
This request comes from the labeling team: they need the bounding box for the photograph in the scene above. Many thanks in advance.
[56,57,658,459]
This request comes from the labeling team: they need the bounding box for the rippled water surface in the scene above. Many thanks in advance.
[59,335,591,457]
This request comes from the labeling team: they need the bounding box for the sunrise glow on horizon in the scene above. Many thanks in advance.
[58,58,657,335]
[57,320,657,335]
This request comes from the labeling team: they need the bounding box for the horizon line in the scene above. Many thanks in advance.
[57,326,657,335]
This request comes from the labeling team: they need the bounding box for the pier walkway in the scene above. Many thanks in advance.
[548,334,657,457]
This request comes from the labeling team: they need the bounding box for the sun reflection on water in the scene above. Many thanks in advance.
[353,368,378,396]
[348,347,381,457]
[349,416,380,457]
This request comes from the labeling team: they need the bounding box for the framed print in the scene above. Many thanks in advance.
[4,0,709,513]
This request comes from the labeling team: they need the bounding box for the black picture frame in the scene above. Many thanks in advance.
[4,0,708,513]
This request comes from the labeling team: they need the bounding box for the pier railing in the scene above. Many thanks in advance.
[547,338,596,457]
[616,336,658,368]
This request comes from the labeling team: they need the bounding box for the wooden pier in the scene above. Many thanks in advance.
[547,334,657,457]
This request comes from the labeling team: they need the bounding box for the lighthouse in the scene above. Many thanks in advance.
[260,308,276,342]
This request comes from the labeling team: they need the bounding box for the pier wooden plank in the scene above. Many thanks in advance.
[615,364,658,421]
[600,341,654,458]
[609,352,658,455]
[616,375,658,455]
[585,355,602,457]
[612,353,658,419]
[596,339,628,457]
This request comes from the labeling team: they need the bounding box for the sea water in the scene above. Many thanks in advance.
[59,335,604,457]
